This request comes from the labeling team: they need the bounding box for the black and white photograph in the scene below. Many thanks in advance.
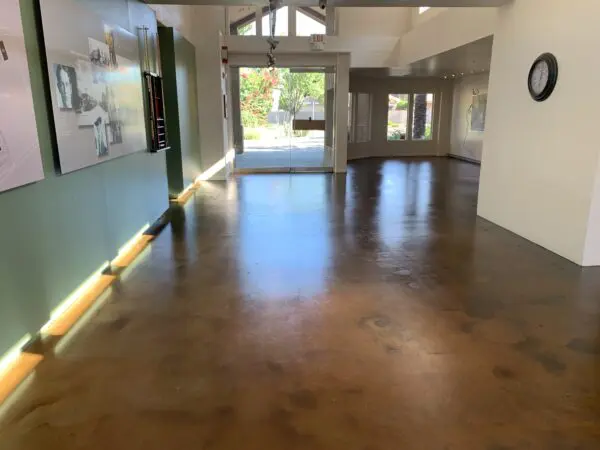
[104,25,118,69]
[54,64,79,111]
[89,38,110,84]
[93,116,108,157]
[0,41,8,62]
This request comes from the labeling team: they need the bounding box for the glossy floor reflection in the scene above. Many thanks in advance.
[2,158,600,449]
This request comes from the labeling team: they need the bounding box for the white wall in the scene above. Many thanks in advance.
[150,5,229,181]
[190,7,228,180]
[348,75,453,160]
[479,0,600,266]
[395,8,496,67]
[410,7,448,29]
[338,7,411,37]
[450,72,489,162]
[583,156,600,265]
[149,5,195,44]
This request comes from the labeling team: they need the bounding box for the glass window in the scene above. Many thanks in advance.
[419,7,430,14]
[387,94,409,141]
[411,93,434,141]
[296,10,326,36]
[262,6,288,36]
[237,22,256,36]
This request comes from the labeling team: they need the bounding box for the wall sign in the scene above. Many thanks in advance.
[0,0,44,193]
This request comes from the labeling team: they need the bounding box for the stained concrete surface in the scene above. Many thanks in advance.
[1,158,600,449]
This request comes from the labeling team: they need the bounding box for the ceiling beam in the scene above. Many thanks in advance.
[145,0,508,7]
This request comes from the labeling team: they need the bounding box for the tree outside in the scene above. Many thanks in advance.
[239,68,325,140]
[239,68,279,129]
[278,70,324,136]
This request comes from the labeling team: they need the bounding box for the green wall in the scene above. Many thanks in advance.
[160,27,201,196]
[0,0,170,356]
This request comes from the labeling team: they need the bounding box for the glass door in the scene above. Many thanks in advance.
[287,68,333,172]
[233,66,334,173]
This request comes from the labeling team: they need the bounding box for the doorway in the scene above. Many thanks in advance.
[232,66,335,173]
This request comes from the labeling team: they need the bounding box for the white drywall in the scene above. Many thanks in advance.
[583,156,600,266]
[479,0,600,265]
[450,72,489,162]
[396,8,496,67]
[226,35,399,68]
[149,5,196,44]
[410,6,448,29]
[338,7,411,38]
[149,5,229,180]
[191,6,228,180]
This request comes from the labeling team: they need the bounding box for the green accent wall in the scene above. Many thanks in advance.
[0,0,170,356]
[159,27,201,196]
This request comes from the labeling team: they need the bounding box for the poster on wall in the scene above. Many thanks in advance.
[39,0,146,174]
[470,93,488,132]
[0,0,44,193]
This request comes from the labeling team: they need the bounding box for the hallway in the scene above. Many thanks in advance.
[1,158,600,449]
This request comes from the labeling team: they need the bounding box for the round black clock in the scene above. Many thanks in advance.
[528,53,558,102]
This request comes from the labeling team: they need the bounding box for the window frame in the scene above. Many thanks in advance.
[386,93,410,142]
[385,92,436,143]
[410,92,435,141]
[230,6,326,36]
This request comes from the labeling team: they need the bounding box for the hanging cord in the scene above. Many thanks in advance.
[267,0,280,69]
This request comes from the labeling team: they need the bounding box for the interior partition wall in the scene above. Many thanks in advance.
[0,0,171,359]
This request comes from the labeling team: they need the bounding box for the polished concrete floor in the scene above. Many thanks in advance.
[2,158,600,449]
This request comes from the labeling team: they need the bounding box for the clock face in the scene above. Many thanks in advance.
[528,53,558,101]
[530,60,549,95]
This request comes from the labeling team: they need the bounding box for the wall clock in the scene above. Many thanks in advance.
[528,53,558,102]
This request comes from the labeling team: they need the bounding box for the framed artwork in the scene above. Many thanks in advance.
[40,0,146,174]
[0,0,44,193]
[470,92,488,132]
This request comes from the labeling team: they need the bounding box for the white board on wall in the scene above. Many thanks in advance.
[0,0,44,193]
[40,0,146,174]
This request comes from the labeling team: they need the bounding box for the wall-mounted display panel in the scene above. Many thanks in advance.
[470,92,487,132]
[0,0,44,193]
[40,0,146,174]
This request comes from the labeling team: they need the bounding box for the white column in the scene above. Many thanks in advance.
[334,53,350,173]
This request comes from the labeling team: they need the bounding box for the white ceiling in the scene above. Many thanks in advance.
[147,0,507,6]
[406,35,493,78]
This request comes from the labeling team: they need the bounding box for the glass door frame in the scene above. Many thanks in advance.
[231,63,336,174]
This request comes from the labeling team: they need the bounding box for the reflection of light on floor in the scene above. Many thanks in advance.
[0,336,32,381]
[0,219,164,406]
[196,150,235,182]
[237,175,332,299]
[40,261,111,335]
[53,288,114,355]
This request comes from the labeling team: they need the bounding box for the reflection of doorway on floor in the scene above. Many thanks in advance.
[235,67,332,171]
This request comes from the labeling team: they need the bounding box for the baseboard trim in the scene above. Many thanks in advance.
[447,154,481,165]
